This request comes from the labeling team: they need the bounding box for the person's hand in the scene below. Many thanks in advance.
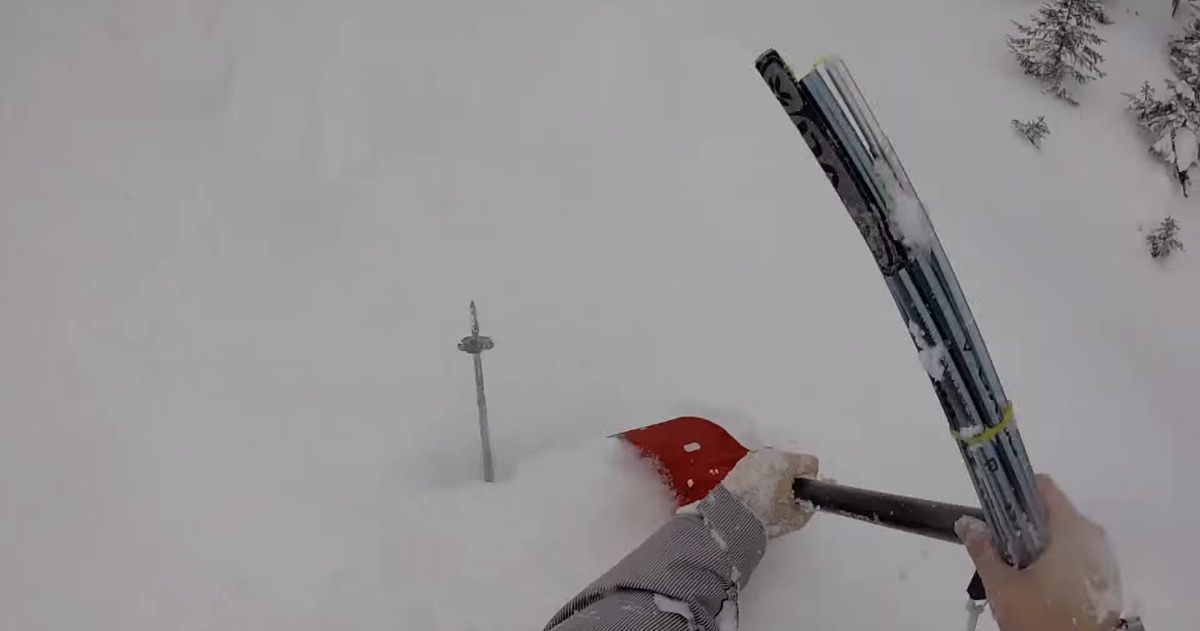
[719,448,819,538]
[956,474,1122,631]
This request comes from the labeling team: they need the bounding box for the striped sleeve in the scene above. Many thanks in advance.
[543,485,768,631]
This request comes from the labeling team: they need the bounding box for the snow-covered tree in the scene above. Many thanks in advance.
[1169,17,1200,88]
[1147,216,1184,259]
[1007,0,1111,105]
[1124,80,1200,194]
[1125,80,1197,137]
[1012,116,1051,148]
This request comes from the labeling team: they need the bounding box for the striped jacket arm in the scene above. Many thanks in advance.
[543,485,768,631]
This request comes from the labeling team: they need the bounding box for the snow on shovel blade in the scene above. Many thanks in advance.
[616,416,749,507]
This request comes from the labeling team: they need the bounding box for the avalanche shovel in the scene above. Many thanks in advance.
[618,416,984,544]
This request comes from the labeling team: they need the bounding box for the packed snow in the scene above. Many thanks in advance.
[882,165,937,252]
[908,320,949,382]
[917,344,949,382]
[957,424,987,443]
[1,1,1196,630]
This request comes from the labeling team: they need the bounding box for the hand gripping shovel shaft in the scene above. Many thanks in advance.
[619,417,982,544]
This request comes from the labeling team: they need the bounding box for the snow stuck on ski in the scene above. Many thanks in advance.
[882,169,935,253]
[908,320,948,382]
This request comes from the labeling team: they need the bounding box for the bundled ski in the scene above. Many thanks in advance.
[754,50,1048,568]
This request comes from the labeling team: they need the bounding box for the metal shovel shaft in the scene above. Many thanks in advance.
[793,478,983,543]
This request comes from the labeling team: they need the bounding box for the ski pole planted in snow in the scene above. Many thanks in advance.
[458,301,496,482]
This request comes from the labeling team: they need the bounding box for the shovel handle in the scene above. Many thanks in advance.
[793,478,983,544]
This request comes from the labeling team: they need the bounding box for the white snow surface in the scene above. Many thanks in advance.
[1,1,1196,630]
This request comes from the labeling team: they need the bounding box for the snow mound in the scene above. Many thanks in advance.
[374,439,675,630]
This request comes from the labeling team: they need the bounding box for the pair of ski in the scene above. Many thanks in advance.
[752,50,1143,631]
[752,49,1046,569]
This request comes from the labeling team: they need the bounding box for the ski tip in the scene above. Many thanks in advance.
[758,49,842,73]
[755,48,782,69]
[755,48,800,81]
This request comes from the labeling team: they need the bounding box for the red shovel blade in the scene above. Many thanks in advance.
[617,416,750,507]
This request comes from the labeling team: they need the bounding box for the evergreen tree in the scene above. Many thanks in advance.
[1007,0,1111,105]
[1124,80,1200,194]
[1169,17,1200,89]
[1147,216,1184,260]
[1012,116,1051,148]
[1125,80,1198,140]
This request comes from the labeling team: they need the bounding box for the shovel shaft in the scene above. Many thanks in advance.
[793,478,983,544]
